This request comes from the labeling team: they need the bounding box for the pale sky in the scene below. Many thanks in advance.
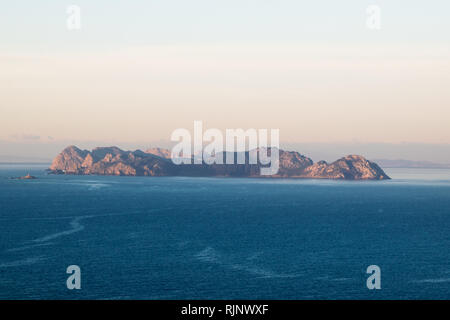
[1,1,450,156]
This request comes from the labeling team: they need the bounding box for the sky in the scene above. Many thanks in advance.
[1,1,450,161]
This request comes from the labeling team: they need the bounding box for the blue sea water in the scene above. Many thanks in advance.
[0,164,449,300]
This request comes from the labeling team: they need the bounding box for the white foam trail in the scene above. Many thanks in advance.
[5,207,174,252]
[32,216,92,243]
[87,183,109,190]
[0,256,45,268]
[195,247,220,263]
[412,278,450,283]
[229,264,298,279]
[195,247,300,279]
[330,277,352,282]
[7,242,54,252]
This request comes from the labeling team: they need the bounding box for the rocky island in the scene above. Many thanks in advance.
[13,174,37,180]
[48,146,390,180]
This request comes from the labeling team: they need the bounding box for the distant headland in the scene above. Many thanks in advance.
[48,146,390,180]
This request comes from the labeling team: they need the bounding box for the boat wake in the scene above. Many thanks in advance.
[412,278,450,284]
[32,216,93,243]
[7,242,54,253]
[0,256,46,269]
[195,247,300,279]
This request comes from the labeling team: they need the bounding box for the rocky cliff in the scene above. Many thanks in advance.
[49,146,390,180]
[50,146,173,176]
[145,147,171,159]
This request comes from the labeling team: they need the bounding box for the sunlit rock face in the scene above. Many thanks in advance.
[145,148,171,159]
[49,146,173,176]
[302,155,390,180]
[49,146,390,180]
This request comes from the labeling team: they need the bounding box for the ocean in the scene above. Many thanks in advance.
[0,164,449,299]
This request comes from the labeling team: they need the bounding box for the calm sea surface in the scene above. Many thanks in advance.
[0,164,449,299]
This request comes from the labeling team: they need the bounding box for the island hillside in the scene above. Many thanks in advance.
[48,146,390,180]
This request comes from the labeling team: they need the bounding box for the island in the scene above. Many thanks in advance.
[48,145,390,180]
[16,174,37,180]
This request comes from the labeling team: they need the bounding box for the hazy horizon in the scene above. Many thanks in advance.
[2,139,450,165]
